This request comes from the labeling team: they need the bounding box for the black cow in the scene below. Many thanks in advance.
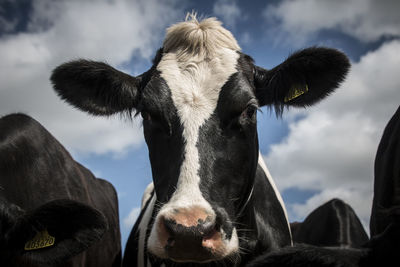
[291,198,368,248]
[368,105,400,266]
[50,15,349,266]
[246,106,400,267]
[0,114,121,266]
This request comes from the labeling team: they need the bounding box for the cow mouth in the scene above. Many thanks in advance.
[164,228,218,262]
[160,226,238,263]
[147,203,240,263]
[148,222,239,263]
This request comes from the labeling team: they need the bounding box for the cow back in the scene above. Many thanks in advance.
[371,105,400,236]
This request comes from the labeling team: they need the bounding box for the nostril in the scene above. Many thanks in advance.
[166,237,175,249]
[163,218,178,236]
[201,223,222,251]
[198,219,217,236]
[203,228,218,244]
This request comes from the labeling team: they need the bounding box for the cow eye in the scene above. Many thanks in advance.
[140,111,151,121]
[140,110,171,136]
[242,105,257,120]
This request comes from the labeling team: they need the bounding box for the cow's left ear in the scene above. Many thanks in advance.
[8,199,107,264]
[254,47,350,113]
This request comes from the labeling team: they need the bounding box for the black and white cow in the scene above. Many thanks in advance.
[50,16,350,266]
[247,106,400,267]
[291,198,368,248]
[0,113,121,266]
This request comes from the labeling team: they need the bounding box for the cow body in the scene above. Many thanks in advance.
[291,198,368,248]
[0,114,121,266]
[368,105,400,265]
[51,14,350,266]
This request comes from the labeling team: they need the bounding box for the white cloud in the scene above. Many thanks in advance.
[213,0,241,28]
[264,0,400,43]
[123,206,141,229]
[264,40,400,229]
[0,0,183,157]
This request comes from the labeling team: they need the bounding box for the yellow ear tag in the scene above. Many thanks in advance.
[284,84,309,103]
[24,230,55,251]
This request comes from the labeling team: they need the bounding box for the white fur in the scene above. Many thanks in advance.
[163,15,240,62]
[141,182,154,209]
[147,15,241,258]
[221,228,239,257]
[258,152,293,244]
[138,194,156,267]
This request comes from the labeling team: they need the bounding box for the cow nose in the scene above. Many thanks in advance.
[158,207,224,261]
[161,206,215,240]
[163,216,215,239]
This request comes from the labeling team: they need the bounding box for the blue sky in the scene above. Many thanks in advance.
[1,0,399,248]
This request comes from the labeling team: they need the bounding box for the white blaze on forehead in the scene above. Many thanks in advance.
[148,16,241,256]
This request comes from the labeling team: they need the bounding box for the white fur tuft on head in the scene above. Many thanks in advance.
[163,12,240,61]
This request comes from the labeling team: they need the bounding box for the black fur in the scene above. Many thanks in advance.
[246,244,365,267]
[291,198,368,248]
[371,105,400,236]
[123,191,155,267]
[365,209,400,267]
[368,105,400,266]
[0,113,121,267]
[51,59,140,116]
[140,72,185,203]
[4,199,107,265]
[254,47,350,115]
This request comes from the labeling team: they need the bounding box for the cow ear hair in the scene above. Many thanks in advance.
[51,59,145,116]
[254,47,350,115]
[0,200,25,240]
[8,199,108,264]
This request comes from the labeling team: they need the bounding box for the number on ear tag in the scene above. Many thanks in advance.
[24,230,55,250]
[284,84,309,103]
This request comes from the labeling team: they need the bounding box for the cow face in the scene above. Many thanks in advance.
[51,16,349,263]
[139,47,259,262]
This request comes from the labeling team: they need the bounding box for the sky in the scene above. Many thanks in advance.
[1,0,399,248]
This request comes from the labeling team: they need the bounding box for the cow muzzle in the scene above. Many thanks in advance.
[148,205,238,262]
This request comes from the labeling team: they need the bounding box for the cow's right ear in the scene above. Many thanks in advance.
[7,199,107,264]
[51,60,143,115]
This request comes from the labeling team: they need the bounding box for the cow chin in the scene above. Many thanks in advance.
[147,219,239,263]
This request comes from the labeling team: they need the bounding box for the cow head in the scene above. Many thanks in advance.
[51,16,349,263]
[0,199,107,266]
